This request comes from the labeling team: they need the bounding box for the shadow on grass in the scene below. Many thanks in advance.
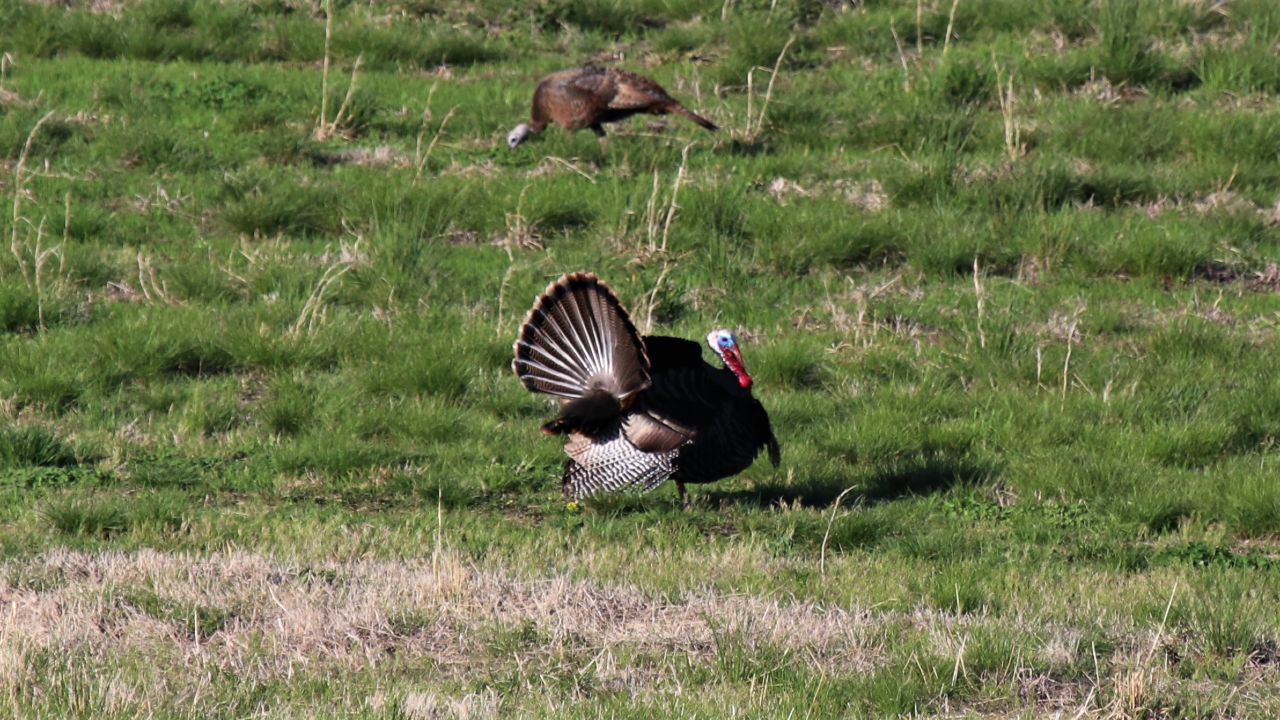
[704,458,998,509]
[726,138,772,157]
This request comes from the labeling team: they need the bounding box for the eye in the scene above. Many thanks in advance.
[718,335,732,348]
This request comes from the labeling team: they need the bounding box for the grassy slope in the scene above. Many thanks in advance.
[1,0,1280,717]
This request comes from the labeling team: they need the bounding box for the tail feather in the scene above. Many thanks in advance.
[670,104,718,132]
[513,272,651,404]
[562,431,678,498]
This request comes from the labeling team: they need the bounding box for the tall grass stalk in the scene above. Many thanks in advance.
[289,241,360,336]
[413,82,458,185]
[744,37,794,142]
[943,0,962,55]
[657,143,693,255]
[432,484,444,576]
[495,258,517,337]
[973,257,986,349]
[502,185,540,250]
[9,111,53,288]
[638,143,693,332]
[994,59,1025,162]
[314,0,364,141]
[1107,583,1178,716]
[0,52,13,90]
[317,0,334,135]
[1061,304,1084,401]
[890,20,912,93]
[541,157,596,183]
[136,252,173,305]
[9,111,69,330]
[916,0,925,56]
[820,485,860,576]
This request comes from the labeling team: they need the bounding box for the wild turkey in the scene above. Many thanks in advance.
[506,67,718,149]
[512,272,779,503]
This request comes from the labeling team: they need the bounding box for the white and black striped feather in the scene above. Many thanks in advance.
[563,430,680,498]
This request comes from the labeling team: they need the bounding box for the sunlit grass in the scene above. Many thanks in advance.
[0,0,1278,717]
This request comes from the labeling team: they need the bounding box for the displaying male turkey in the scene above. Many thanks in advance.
[512,272,779,503]
[506,67,718,149]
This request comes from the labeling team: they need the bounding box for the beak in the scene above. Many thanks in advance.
[723,345,752,389]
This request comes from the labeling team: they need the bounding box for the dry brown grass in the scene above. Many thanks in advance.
[1076,75,1150,106]
[766,176,890,212]
[288,237,364,336]
[313,145,410,168]
[0,548,883,697]
[739,36,795,144]
[993,59,1027,163]
[2,549,1277,717]
[29,0,127,14]
[1134,189,1259,219]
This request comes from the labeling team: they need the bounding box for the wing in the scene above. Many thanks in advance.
[636,359,779,484]
[623,410,695,453]
[605,69,674,110]
[673,394,778,484]
[563,68,622,105]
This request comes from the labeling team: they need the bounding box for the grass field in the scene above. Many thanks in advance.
[2,0,1280,717]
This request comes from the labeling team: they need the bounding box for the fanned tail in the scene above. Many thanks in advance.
[513,273,651,429]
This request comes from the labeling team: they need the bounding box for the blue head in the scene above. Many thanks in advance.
[706,329,752,389]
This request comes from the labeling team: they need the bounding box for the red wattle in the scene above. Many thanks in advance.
[723,349,752,389]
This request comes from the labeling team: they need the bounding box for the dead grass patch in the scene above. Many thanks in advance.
[440,158,499,178]
[0,553,1276,716]
[1252,263,1280,292]
[1135,190,1261,219]
[1036,304,1087,343]
[527,156,598,182]
[312,145,410,168]
[0,86,28,107]
[401,689,501,720]
[1187,260,1280,295]
[131,184,192,215]
[803,274,936,348]
[29,0,126,14]
[1259,200,1280,227]
[1076,76,1149,105]
[766,176,889,212]
[0,548,885,694]
[446,230,480,245]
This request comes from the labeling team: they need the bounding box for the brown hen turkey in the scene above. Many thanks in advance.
[512,272,779,504]
[507,67,718,149]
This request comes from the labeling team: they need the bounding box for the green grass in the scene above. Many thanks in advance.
[1,0,1280,717]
